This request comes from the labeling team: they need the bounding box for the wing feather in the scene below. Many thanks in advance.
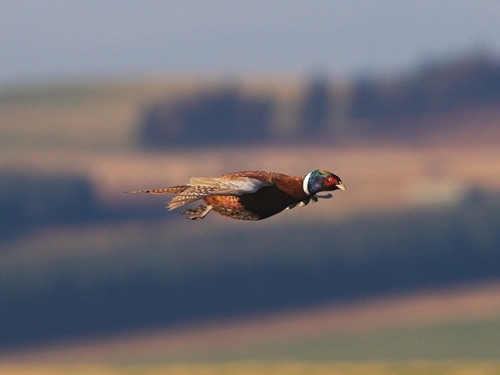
[128,176,273,210]
[166,176,272,210]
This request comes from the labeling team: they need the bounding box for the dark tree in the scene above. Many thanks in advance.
[139,88,273,149]
[300,78,332,135]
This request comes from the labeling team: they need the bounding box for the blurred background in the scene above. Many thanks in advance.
[1,1,500,374]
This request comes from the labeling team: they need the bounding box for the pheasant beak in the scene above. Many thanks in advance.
[336,182,346,191]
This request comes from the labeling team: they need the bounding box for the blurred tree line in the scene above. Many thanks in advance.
[350,54,500,118]
[139,78,341,147]
[139,53,500,148]
[0,172,97,238]
[140,88,273,147]
[0,172,163,241]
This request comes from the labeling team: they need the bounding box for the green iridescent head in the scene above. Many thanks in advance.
[303,169,345,196]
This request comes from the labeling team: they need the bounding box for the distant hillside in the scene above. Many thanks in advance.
[138,53,500,148]
[0,76,306,151]
[3,282,500,363]
[1,195,499,350]
[2,53,500,151]
[0,78,190,150]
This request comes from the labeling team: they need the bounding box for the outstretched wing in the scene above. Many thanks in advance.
[167,176,272,209]
[128,176,272,210]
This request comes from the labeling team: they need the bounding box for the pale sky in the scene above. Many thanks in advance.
[2,0,500,85]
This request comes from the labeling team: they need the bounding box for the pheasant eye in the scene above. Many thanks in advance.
[325,176,335,186]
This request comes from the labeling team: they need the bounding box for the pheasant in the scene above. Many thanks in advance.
[129,169,345,221]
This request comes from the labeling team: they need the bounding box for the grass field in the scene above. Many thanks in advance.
[2,279,499,363]
[1,362,500,375]
[227,318,500,362]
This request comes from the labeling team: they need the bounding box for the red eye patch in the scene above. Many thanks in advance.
[325,176,337,186]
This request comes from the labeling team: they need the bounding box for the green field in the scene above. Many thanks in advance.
[197,318,500,362]
[1,362,500,375]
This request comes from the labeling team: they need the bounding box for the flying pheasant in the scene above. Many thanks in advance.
[129,169,345,220]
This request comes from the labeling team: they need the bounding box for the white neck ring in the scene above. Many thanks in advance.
[303,172,312,195]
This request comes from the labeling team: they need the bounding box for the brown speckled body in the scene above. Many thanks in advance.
[204,171,308,220]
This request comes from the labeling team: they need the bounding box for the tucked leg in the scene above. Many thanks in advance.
[180,204,213,220]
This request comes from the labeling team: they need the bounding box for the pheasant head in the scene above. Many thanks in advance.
[303,169,345,196]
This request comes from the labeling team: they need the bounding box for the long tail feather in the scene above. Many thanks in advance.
[166,184,222,209]
[126,186,189,195]
[127,178,228,211]
[167,195,206,210]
